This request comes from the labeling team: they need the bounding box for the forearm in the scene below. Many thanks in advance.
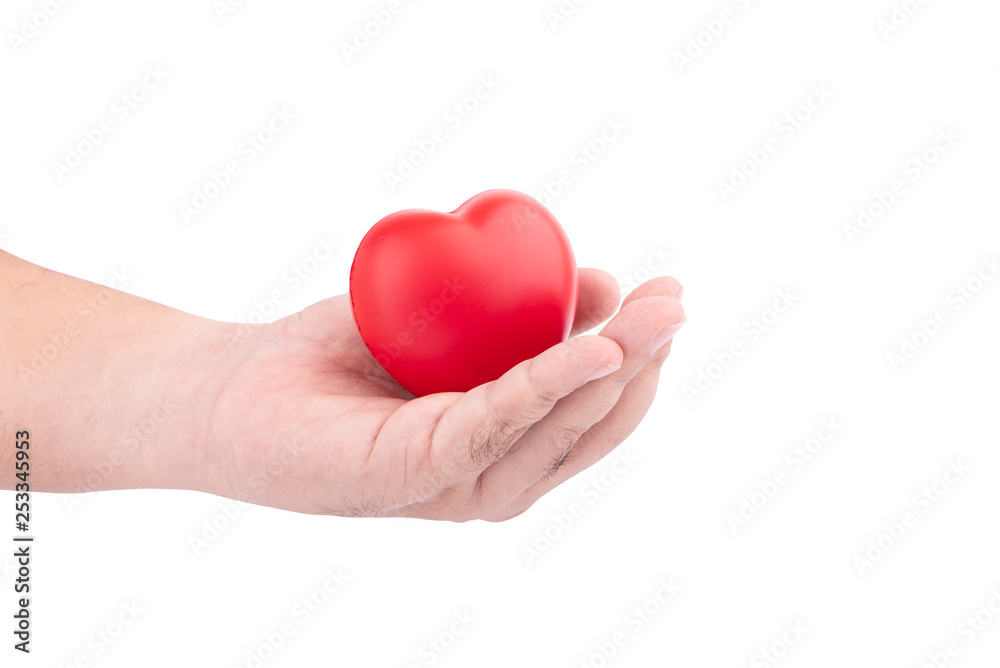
[0,250,222,493]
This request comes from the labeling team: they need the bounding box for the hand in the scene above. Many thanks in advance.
[195,268,685,521]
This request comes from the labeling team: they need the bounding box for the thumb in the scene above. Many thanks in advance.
[429,334,624,477]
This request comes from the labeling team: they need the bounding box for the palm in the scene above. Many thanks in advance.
[199,270,684,521]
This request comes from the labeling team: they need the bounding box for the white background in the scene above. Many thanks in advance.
[2,0,999,666]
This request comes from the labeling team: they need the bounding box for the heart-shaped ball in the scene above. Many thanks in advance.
[349,190,578,396]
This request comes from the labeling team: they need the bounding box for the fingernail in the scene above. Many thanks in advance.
[586,363,621,383]
[675,286,684,303]
[652,317,686,352]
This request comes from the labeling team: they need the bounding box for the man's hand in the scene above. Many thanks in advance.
[197,269,684,520]
[1,251,684,521]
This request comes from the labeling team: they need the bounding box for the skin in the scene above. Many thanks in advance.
[0,249,684,521]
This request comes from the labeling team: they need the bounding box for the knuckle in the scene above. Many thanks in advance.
[543,424,587,478]
[468,418,522,469]
[526,389,559,417]
[553,423,586,449]
[523,359,560,415]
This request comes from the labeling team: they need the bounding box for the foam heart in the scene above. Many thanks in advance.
[350,190,578,396]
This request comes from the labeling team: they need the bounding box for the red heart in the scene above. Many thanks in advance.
[350,190,578,397]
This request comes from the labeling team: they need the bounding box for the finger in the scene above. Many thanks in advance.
[429,334,625,484]
[482,275,686,519]
[623,275,683,309]
[483,338,675,521]
[571,268,621,336]
[472,289,684,510]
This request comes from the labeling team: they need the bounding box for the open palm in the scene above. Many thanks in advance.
[195,268,685,521]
